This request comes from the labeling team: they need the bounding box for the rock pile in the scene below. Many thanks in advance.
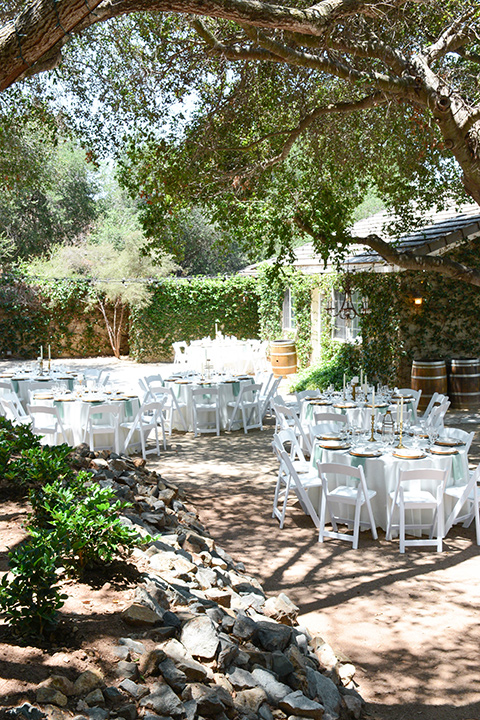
[8,447,365,720]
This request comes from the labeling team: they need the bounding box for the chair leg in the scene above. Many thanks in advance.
[352,498,362,550]
[365,495,378,540]
[318,493,327,543]
[399,499,405,553]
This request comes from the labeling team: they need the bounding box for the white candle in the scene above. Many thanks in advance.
[372,387,375,408]
[400,396,404,425]
[343,373,346,391]
[40,345,43,360]
[48,344,51,361]
[360,368,363,386]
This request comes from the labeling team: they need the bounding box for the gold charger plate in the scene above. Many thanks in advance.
[318,442,351,450]
[333,403,356,409]
[350,448,382,458]
[435,438,465,447]
[374,402,389,408]
[428,447,458,456]
[56,396,75,402]
[316,434,342,441]
[34,393,53,400]
[175,380,190,384]
[309,399,332,405]
[392,449,426,459]
[392,395,414,402]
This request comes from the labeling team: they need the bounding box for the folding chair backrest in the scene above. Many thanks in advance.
[274,403,312,453]
[317,461,365,490]
[296,389,321,404]
[396,466,449,501]
[145,374,164,388]
[443,427,475,453]
[423,392,446,420]
[274,428,308,464]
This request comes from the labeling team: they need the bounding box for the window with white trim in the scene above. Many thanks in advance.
[282,289,296,330]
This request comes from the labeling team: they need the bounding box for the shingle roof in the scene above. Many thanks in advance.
[239,202,480,276]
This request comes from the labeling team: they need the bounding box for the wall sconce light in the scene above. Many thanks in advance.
[413,297,423,306]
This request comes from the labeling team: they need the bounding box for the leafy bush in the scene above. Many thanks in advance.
[0,529,67,637]
[30,473,143,575]
[291,342,362,391]
[4,444,74,488]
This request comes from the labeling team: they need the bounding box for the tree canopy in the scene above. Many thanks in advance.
[3,1,480,283]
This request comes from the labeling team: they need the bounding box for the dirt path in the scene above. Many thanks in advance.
[150,419,480,720]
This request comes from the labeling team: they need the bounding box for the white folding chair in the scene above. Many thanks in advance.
[296,389,321,405]
[395,388,422,413]
[0,380,14,396]
[444,463,480,543]
[0,397,32,425]
[425,399,450,432]
[316,462,378,549]
[147,385,188,434]
[81,402,121,454]
[273,402,312,454]
[274,428,312,475]
[121,399,168,459]
[272,444,322,529]
[386,465,450,552]
[191,387,220,437]
[144,374,164,390]
[97,371,111,387]
[227,383,263,433]
[173,342,189,365]
[260,376,281,420]
[420,392,447,421]
[440,427,475,453]
[27,404,70,445]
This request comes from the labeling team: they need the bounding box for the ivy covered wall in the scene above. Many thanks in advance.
[129,276,260,362]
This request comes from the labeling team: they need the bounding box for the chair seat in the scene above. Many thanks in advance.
[445,485,474,501]
[389,489,437,505]
[331,486,377,502]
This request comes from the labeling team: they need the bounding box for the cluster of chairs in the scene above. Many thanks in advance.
[0,370,283,460]
[271,389,476,552]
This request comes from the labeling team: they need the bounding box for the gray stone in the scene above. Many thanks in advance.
[232,612,257,641]
[255,621,292,652]
[258,703,274,720]
[35,688,68,707]
[230,591,265,612]
[118,679,150,700]
[103,687,123,702]
[343,695,362,719]
[227,667,257,690]
[263,593,299,626]
[112,646,131,661]
[180,615,219,660]
[6,705,46,720]
[188,683,233,715]
[84,689,105,707]
[121,603,162,626]
[337,663,355,685]
[117,703,138,720]
[251,668,292,704]
[279,691,324,719]
[139,682,184,716]
[271,651,295,680]
[159,639,212,681]
[119,637,146,655]
[196,567,217,590]
[40,675,75,697]
[135,584,169,617]
[162,610,182,629]
[138,649,167,677]
[234,688,268,715]
[114,661,139,680]
[84,710,109,720]
[73,670,105,696]
[305,669,341,717]
[158,658,187,692]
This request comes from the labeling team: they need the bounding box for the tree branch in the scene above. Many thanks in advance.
[240,24,414,95]
[425,7,480,63]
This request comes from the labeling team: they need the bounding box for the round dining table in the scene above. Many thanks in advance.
[164,374,255,432]
[30,389,140,447]
[310,435,468,532]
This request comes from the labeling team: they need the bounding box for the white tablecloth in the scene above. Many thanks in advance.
[30,392,140,447]
[164,376,254,431]
[183,339,264,375]
[310,439,467,532]
[8,372,80,406]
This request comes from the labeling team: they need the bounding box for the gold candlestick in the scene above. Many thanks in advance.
[368,406,376,442]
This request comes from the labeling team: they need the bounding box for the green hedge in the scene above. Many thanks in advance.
[129,276,260,361]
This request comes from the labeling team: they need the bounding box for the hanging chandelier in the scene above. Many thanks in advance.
[326,272,370,319]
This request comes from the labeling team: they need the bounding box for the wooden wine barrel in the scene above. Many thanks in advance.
[411,359,447,411]
[270,340,297,378]
[448,358,480,409]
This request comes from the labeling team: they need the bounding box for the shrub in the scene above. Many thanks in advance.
[291,342,362,392]
[30,474,143,575]
[0,529,67,637]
